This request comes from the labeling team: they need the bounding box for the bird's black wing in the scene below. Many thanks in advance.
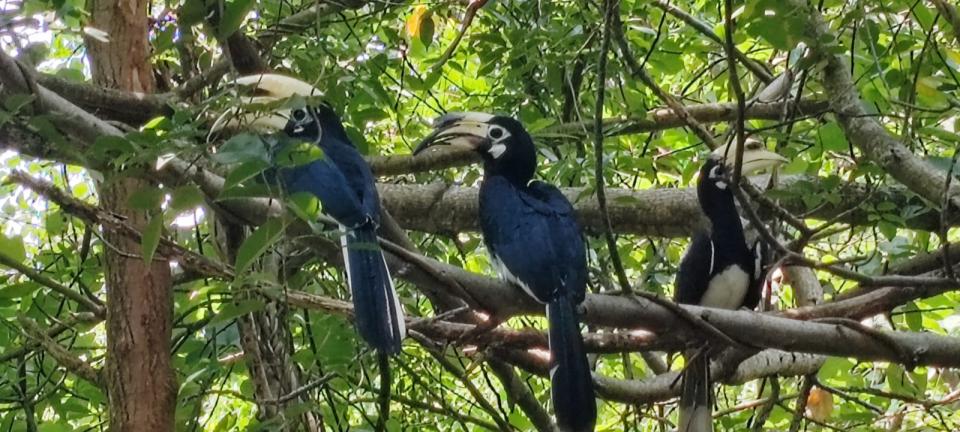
[675,231,714,306]
[320,136,382,224]
[741,240,765,311]
[479,178,587,303]
[524,181,588,303]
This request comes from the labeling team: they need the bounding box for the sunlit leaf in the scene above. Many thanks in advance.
[235,217,287,273]
[213,133,271,165]
[218,0,256,39]
[141,213,164,264]
[0,235,26,267]
[169,185,205,213]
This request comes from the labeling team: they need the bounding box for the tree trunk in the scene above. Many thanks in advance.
[85,1,176,430]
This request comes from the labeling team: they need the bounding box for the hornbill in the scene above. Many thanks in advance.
[674,140,786,432]
[413,112,597,432]
[218,74,406,354]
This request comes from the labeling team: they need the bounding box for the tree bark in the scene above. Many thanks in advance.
[86,1,176,430]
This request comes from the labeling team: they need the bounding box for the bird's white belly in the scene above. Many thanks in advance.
[700,265,749,310]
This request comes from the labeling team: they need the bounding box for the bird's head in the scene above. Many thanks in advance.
[283,103,348,144]
[211,74,341,140]
[697,138,787,212]
[412,112,536,183]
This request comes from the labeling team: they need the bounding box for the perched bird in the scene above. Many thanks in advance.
[674,141,786,432]
[414,112,597,432]
[220,74,406,354]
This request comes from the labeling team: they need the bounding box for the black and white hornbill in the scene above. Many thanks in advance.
[674,140,786,432]
[218,74,406,354]
[413,113,597,432]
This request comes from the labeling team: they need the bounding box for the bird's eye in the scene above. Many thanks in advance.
[488,126,505,140]
[746,140,762,150]
[709,165,724,179]
[292,108,308,121]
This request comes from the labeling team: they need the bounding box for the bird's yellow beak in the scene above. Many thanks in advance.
[413,112,495,155]
[713,139,788,176]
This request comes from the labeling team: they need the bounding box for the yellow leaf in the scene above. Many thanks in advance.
[405,5,430,38]
[805,387,834,422]
[947,49,960,66]
[916,76,941,98]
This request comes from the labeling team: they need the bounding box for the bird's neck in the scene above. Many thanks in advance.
[706,197,747,250]
[483,159,534,187]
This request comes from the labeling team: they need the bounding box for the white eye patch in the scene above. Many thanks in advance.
[488,143,507,159]
[709,165,723,179]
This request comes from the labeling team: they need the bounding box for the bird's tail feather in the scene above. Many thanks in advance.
[679,352,713,432]
[547,297,597,432]
[343,226,405,353]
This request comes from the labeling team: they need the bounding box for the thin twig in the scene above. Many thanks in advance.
[431,0,492,71]
[264,373,337,405]
[724,0,748,186]
[595,0,632,295]
[0,248,104,316]
[788,376,815,432]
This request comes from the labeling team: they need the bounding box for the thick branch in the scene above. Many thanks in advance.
[35,73,172,124]
[596,350,822,404]
[787,0,960,213]
[379,175,950,237]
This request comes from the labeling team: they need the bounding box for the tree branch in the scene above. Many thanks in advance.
[786,0,960,213]
[18,315,103,387]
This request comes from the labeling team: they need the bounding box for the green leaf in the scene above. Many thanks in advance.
[0,282,40,299]
[878,220,897,241]
[180,0,209,26]
[211,299,266,325]
[818,122,849,152]
[213,133,270,165]
[222,160,271,191]
[887,363,922,397]
[3,93,36,113]
[902,301,922,331]
[45,211,67,236]
[91,135,137,162]
[127,187,165,211]
[781,157,808,175]
[419,13,435,48]
[287,192,322,223]
[275,141,324,167]
[218,0,256,39]
[235,218,287,273]
[169,185,205,213]
[0,235,26,267]
[141,213,163,265]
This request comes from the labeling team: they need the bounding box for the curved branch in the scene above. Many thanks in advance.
[786,0,960,213]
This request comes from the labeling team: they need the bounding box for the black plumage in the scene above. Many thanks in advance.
[275,104,406,354]
[674,156,769,432]
[415,113,597,432]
